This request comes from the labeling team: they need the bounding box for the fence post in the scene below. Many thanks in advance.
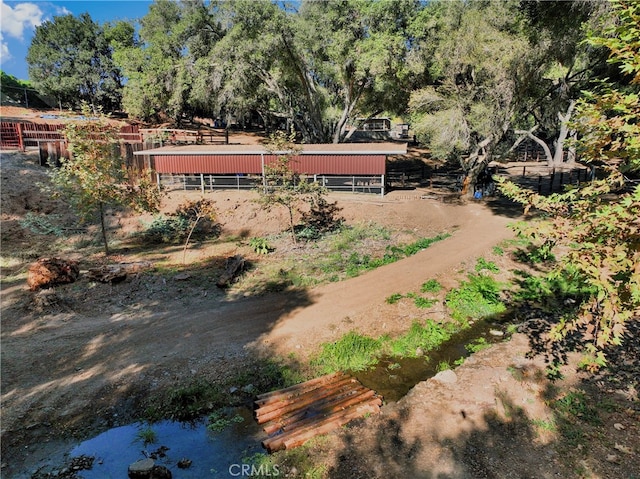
[522,166,526,177]
[17,122,24,151]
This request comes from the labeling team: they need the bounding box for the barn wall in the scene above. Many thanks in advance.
[152,154,385,175]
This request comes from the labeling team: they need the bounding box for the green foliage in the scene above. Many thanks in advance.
[134,426,157,446]
[142,199,217,246]
[250,237,272,255]
[389,320,457,358]
[153,379,223,422]
[420,279,442,293]
[50,107,161,254]
[497,2,640,370]
[259,130,329,242]
[475,257,499,273]
[0,71,50,108]
[297,195,344,241]
[19,213,64,237]
[552,390,601,426]
[142,215,192,244]
[27,14,123,109]
[207,409,245,432]
[385,293,404,304]
[413,296,437,309]
[311,332,383,373]
[465,337,492,353]
[445,273,506,322]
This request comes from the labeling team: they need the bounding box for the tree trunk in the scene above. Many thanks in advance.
[461,135,494,196]
[99,202,110,256]
[551,100,576,167]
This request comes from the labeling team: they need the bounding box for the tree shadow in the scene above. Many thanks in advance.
[322,362,637,479]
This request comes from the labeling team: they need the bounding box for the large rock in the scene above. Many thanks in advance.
[128,458,154,478]
[128,459,172,479]
[27,257,79,290]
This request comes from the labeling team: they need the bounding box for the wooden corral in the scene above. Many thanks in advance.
[255,372,383,453]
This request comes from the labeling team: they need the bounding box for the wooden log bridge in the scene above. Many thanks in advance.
[254,372,383,453]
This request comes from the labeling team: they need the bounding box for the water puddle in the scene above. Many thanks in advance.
[71,407,264,478]
[353,319,510,402]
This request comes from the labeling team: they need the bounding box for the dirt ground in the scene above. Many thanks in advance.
[1,118,638,478]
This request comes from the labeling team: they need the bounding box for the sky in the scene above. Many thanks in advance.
[1,0,153,80]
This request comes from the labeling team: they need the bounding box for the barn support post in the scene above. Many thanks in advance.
[381,175,385,196]
[201,173,205,193]
[261,153,267,193]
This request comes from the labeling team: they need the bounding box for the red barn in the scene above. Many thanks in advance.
[134,143,407,195]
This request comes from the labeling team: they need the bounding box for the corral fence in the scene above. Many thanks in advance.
[0,121,230,153]
[387,160,596,197]
[159,173,384,196]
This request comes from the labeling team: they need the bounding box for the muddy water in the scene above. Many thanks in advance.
[354,319,510,402]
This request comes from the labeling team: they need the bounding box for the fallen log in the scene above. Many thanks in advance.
[86,261,154,283]
[216,254,245,288]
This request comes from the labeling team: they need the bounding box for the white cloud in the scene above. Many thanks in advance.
[0,1,43,40]
[0,32,10,61]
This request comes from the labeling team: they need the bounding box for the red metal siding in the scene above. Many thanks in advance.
[288,154,384,175]
[154,155,263,174]
[153,154,385,175]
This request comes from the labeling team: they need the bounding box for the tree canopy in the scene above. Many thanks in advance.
[27,13,124,110]
[25,0,615,156]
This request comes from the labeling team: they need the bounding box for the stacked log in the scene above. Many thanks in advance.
[255,372,383,452]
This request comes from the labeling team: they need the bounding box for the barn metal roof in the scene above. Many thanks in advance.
[133,142,407,156]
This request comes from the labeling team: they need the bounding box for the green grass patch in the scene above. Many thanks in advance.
[465,337,492,353]
[445,273,506,322]
[311,331,383,373]
[420,279,442,293]
[385,293,404,304]
[475,257,499,273]
[389,319,458,357]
